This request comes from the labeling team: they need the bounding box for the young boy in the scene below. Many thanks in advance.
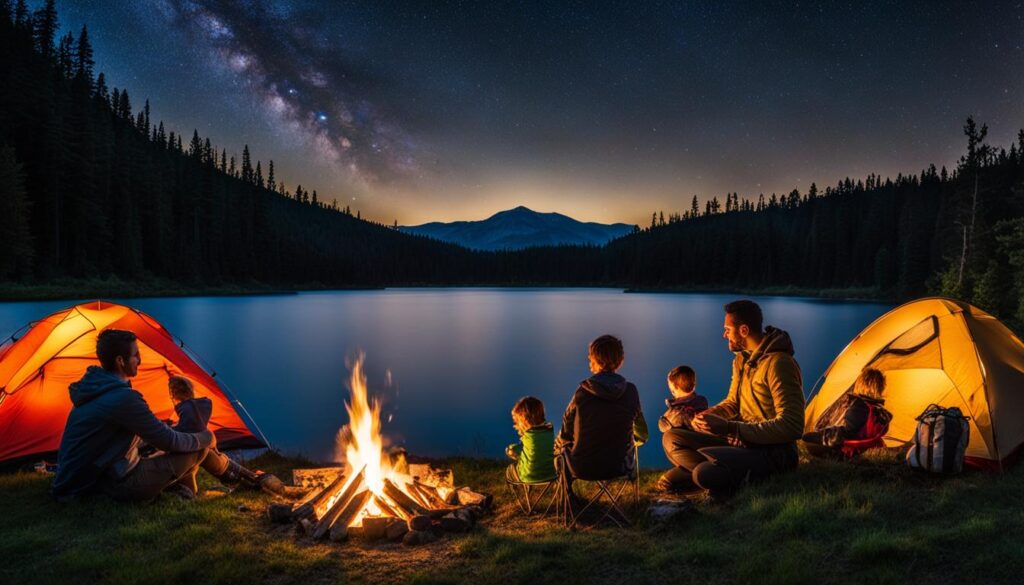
[657,365,709,433]
[505,396,556,483]
[803,367,892,457]
[556,335,648,490]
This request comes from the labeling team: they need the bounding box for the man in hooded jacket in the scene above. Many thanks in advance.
[659,300,804,497]
[52,329,259,502]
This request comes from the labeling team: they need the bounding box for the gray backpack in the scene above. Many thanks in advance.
[906,404,970,474]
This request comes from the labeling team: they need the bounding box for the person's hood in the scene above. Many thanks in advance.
[744,326,795,368]
[580,371,629,400]
[176,397,213,424]
[667,393,705,408]
[68,365,131,407]
[524,422,554,434]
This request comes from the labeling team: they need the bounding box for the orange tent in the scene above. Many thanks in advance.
[0,301,268,465]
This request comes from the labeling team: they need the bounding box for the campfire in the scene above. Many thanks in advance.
[267,355,492,545]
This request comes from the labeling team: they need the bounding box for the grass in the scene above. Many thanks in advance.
[1,448,1021,585]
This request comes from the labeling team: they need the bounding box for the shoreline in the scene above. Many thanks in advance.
[0,280,894,303]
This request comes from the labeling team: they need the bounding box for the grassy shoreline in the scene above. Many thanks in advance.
[0,279,891,303]
[1,450,1020,584]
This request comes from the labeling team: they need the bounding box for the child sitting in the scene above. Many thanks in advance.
[165,375,286,496]
[556,335,648,489]
[505,396,556,483]
[168,376,212,433]
[657,365,709,433]
[803,367,892,458]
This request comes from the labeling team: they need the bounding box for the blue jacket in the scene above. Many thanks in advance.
[52,366,213,498]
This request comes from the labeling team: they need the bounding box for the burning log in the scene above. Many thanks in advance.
[329,489,373,542]
[412,481,451,509]
[292,468,350,521]
[311,467,367,540]
[372,494,410,521]
[382,478,430,517]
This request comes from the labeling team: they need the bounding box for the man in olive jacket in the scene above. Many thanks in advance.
[659,300,804,496]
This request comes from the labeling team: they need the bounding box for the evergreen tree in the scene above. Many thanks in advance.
[0,146,33,277]
[74,25,94,82]
[32,0,57,57]
[267,160,276,192]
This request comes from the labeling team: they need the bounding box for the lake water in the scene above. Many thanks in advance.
[0,289,892,468]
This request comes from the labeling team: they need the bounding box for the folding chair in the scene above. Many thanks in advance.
[559,445,641,530]
[505,474,558,516]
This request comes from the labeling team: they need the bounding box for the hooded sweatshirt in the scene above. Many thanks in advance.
[557,371,649,480]
[52,366,213,498]
[704,327,805,445]
[173,397,213,434]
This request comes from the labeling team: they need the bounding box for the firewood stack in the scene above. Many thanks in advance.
[267,463,493,546]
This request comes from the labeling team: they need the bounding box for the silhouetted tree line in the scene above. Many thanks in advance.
[1,2,1023,331]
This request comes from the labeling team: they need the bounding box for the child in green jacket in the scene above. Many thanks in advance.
[506,396,556,483]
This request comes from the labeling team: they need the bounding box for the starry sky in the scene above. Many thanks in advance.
[58,0,1023,226]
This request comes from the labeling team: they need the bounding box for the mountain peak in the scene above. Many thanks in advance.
[400,207,633,251]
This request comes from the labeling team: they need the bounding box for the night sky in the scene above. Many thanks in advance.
[58,1,1024,226]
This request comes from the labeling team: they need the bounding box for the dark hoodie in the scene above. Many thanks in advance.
[557,372,649,480]
[52,366,213,498]
[173,397,213,433]
[704,326,805,445]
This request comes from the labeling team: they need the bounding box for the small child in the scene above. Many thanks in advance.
[505,396,556,483]
[657,365,709,433]
[168,375,212,433]
[803,367,892,457]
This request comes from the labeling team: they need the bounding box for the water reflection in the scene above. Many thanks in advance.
[0,289,892,468]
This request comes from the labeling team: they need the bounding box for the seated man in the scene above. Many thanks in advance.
[556,335,648,494]
[51,329,275,502]
[659,300,804,498]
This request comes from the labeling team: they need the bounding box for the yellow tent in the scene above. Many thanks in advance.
[804,297,1024,471]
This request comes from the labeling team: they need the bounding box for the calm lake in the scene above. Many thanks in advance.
[0,289,892,468]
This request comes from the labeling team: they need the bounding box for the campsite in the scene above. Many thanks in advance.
[3,1,1024,584]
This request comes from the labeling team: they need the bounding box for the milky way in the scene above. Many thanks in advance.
[58,0,1024,225]
[157,0,418,185]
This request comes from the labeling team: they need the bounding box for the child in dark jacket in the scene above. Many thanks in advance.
[168,376,212,433]
[657,365,709,433]
[165,375,286,496]
[803,367,892,457]
[505,396,556,483]
[556,335,648,489]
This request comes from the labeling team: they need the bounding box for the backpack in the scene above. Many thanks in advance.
[906,404,970,474]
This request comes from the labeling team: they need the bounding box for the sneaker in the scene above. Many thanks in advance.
[655,473,704,497]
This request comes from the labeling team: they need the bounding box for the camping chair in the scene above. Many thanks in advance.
[558,445,641,530]
[840,403,891,459]
[505,471,559,516]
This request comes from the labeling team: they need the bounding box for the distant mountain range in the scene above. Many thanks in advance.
[399,206,635,251]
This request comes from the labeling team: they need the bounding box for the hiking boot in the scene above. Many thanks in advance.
[655,471,704,497]
[217,460,286,496]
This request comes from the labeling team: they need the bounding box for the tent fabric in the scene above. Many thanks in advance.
[805,297,1024,471]
[0,301,268,465]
